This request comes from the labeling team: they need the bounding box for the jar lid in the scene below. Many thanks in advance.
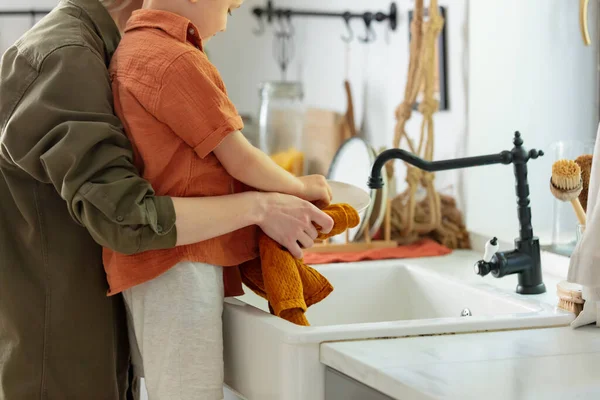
[259,81,304,99]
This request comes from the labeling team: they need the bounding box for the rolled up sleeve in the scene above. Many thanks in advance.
[0,45,176,254]
[154,51,244,159]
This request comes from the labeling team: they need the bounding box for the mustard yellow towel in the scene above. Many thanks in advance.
[239,204,359,326]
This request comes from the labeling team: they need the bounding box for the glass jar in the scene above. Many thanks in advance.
[576,224,586,243]
[257,81,306,176]
[240,114,259,148]
[550,140,595,256]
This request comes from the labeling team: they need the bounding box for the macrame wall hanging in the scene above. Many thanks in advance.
[386,0,470,249]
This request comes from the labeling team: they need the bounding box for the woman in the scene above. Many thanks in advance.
[0,1,333,399]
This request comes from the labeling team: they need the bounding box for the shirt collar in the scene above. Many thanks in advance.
[63,0,121,60]
[125,9,203,50]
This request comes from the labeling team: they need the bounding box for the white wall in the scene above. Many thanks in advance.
[208,0,469,198]
[0,1,56,51]
[466,0,599,244]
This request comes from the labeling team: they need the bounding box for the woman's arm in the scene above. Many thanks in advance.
[0,45,333,258]
[1,45,179,255]
[173,191,333,258]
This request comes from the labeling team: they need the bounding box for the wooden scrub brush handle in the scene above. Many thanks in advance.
[571,198,587,226]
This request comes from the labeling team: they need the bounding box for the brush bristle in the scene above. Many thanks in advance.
[551,159,582,191]
[557,298,584,316]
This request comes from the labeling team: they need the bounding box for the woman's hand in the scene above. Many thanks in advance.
[256,192,334,259]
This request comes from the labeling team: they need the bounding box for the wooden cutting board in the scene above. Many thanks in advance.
[303,81,357,176]
[302,108,346,176]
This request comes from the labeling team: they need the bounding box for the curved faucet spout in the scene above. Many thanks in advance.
[367,148,513,189]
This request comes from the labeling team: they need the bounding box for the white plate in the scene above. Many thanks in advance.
[327,137,378,243]
[328,180,371,213]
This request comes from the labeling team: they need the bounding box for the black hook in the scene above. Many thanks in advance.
[274,10,285,35]
[284,10,294,37]
[359,12,376,43]
[273,10,295,81]
[274,10,294,36]
[252,8,265,35]
[341,12,353,42]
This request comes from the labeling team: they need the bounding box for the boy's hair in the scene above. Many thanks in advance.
[99,0,133,11]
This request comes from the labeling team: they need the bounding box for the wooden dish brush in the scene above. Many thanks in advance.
[550,159,586,225]
[557,280,584,316]
[574,154,593,212]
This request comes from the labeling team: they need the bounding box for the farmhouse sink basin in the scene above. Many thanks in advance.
[230,261,571,339]
[223,257,573,400]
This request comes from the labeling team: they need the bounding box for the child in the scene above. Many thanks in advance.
[104,0,332,398]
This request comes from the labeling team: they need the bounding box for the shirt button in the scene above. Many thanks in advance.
[157,225,163,233]
[116,216,124,222]
[189,27,195,35]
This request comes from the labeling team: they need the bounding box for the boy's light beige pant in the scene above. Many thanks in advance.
[123,261,225,400]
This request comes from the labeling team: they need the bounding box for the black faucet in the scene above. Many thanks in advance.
[367,132,546,295]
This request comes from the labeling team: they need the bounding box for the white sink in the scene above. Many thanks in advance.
[296,263,548,326]
[231,261,571,339]
[223,258,573,400]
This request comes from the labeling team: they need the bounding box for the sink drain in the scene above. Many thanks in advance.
[461,308,472,317]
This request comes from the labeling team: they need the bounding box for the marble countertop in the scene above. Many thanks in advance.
[321,326,600,400]
[320,248,600,399]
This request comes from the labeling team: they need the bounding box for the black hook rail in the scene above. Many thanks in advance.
[252,1,397,43]
[0,9,52,28]
[0,10,52,16]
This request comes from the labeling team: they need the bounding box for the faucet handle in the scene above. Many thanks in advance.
[474,237,499,277]
[474,260,491,277]
[483,237,499,262]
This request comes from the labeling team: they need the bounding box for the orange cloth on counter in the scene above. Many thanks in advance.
[303,239,452,265]
[239,204,359,326]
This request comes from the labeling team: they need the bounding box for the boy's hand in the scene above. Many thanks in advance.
[297,175,332,209]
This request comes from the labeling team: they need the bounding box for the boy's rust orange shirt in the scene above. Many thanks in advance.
[103,9,258,296]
